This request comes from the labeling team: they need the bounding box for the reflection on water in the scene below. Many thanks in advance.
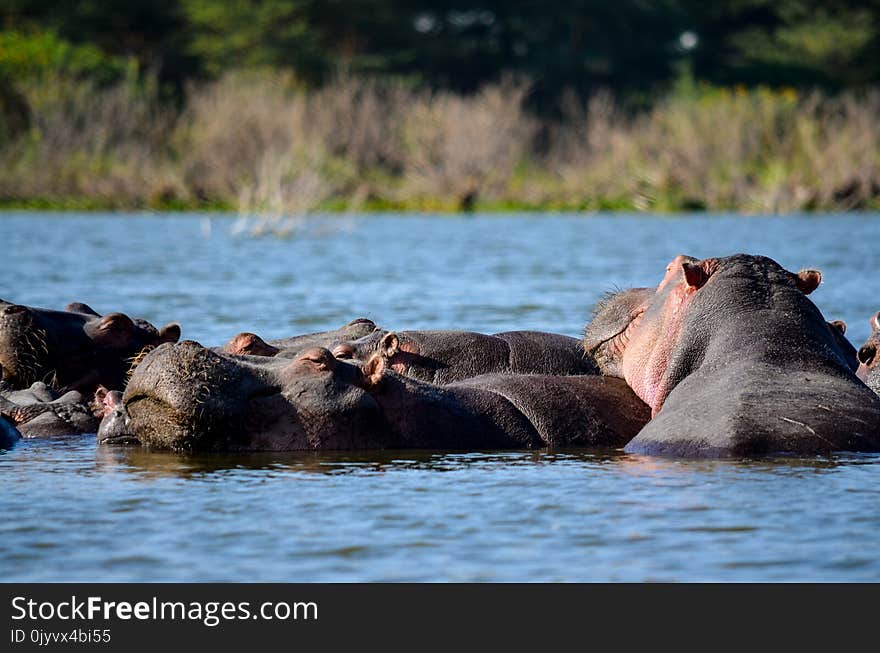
[94,445,870,479]
[2,212,880,581]
[4,434,879,582]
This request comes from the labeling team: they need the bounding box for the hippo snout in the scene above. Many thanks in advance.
[122,341,274,451]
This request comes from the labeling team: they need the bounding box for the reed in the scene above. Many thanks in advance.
[1,71,877,214]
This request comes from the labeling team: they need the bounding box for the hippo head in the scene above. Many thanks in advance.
[856,312,880,381]
[94,386,137,444]
[827,320,859,372]
[0,299,180,392]
[116,341,385,451]
[0,301,53,387]
[615,254,823,415]
[223,318,382,360]
[583,287,654,377]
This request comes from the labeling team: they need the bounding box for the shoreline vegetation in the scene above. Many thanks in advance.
[2,71,879,217]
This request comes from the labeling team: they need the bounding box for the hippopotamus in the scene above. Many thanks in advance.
[583,287,654,378]
[585,290,860,376]
[94,387,135,444]
[0,364,99,436]
[221,318,381,356]
[224,322,599,382]
[0,299,180,394]
[0,414,20,449]
[827,320,858,372]
[107,339,649,452]
[856,312,880,394]
[591,254,880,457]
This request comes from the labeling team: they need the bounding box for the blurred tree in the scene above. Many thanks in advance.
[180,0,688,107]
[1,0,878,107]
[684,0,880,89]
[2,0,199,87]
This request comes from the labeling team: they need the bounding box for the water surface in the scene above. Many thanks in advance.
[1,211,879,581]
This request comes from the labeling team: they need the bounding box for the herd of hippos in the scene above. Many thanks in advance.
[3,253,880,457]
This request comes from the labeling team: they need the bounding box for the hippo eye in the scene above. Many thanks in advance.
[332,345,355,359]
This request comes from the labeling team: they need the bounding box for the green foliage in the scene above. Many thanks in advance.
[0,30,130,83]
[0,1,879,211]
[3,1,880,102]
[685,0,880,89]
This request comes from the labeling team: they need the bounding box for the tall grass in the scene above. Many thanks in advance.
[1,72,878,213]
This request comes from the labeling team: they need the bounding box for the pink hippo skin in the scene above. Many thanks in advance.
[607,254,880,457]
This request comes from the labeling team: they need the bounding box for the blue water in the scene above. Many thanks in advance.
[1,211,879,581]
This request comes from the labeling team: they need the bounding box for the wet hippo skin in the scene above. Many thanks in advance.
[225,320,599,382]
[0,299,180,395]
[599,254,880,457]
[0,363,99,436]
[110,341,648,452]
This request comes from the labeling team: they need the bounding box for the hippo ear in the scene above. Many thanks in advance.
[361,353,387,389]
[872,312,880,333]
[858,343,877,367]
[66,302,100,316]
[158,323,181,344]
[379,332,400,358]
[796,269,822,295]
[91,385,110,417]
[90,313,136,345]
[681,261,710,290]
[829,320,847,335]
[94,385,110,404]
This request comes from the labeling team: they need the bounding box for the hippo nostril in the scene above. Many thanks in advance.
[857,344,877,367]
[3,304,27,316]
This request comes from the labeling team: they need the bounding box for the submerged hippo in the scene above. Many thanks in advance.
[108,340,649,452]
[591,254,880,457]
[225,322,598,382]
[856,312,880,394]
[0,365,99,436]
[0,414,20,449]
[0,299,180,394]
[94,387,135,444]
[222,318,380,356]
[827,320,858,372]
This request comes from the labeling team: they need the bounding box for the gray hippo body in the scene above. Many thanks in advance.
[108,341,648,452]
[591,254,880,457]
[106,323,599,441]
[0,374,98,436]
[225,321,599,382]
[220,318,381,357]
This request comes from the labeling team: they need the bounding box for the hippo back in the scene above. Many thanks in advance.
[624,254,880,456]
